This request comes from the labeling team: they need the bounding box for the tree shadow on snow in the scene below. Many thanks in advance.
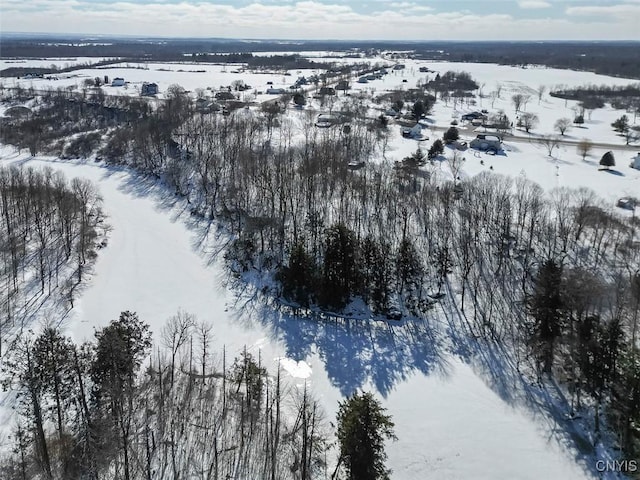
[437,282,617,480]
[600,169,624,176]
[228,292,451,398]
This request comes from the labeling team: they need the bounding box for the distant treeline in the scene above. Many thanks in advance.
[0,54,333,78]
[0,58,124,78]
[550,83,640,112]
[414,42,640,80]
[1,37,639,78]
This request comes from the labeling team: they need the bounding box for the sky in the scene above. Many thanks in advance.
[1,0,639,41]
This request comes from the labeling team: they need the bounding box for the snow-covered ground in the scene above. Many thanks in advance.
[1,61,324,103]
[0,146,601,479]
[2,55,639,477]
[0,57,119,70]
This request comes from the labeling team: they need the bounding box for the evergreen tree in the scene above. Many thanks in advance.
[600,151,615,170]
[91,311,152,480]
[318,224,359,310]
[32,327,75,441]
[412,100,426,120]
[360,236,392,314]
[614,348,640,457]
[279,240,316,307]
[528,259,564,374]
[336,392,396,480]
[293,92,306,107]
[611,115,629,133]
[443,126,459,144]
[428,139,444,160]
[396,238,423,295]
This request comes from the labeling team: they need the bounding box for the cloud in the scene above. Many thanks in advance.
[1,0,638,40]
[518,1,551,9]
[566,3,640,17]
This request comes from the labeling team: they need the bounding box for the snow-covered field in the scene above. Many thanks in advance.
[2,60,323,103]
[0,57,118,70]
[2,55,639,478]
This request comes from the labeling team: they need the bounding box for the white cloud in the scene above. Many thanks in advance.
[0,0,638,40]
[566,4,640,17]
[518,1,551,9]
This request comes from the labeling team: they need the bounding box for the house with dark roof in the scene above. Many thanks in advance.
[141,82,158,96]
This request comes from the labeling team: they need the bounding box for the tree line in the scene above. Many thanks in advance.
[0,165,106,357]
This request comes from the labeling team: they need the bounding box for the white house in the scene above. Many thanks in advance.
[111,77,125,87]
[631,153,640,170]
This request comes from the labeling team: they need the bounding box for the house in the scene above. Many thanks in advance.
[617,197,637,210]
[266,87,286,95]
[461,111,487,122]
[316,114,341,128]
[141,82,158,96]
[470,134,502,151]
[336,80,350,91]
[401,123,424,139]
[318,86,336,96]
[393,64,405,70]
[111,77,125,87]
[215,91,236,101]
[631,153,640,169]
[195,98,220,114]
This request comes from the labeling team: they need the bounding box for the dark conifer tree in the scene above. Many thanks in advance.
[279,240,316,307]
[318,224,359,310]
[528,259,564,374]
[336,392,396,480]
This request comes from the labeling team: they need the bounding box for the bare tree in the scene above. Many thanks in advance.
[520,112,539,133]
[539,135,561,156]
[512,94,524,114]
[162,310,196,389]
[577,139,593,161]
[537,85,546,104]
[554,118,572,136]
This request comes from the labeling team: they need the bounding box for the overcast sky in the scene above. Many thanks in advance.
[2,0,639,41]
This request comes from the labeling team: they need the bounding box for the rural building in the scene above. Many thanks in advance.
[461,111,487,122]
[617,197,637,210]
[336,80,350,91]
[111,77,125,87]
[316,114,341,128]
[141,82,158,96]
[266,87,286,95]
[318,86,336,96]
[470,134,502,151]
[631,153,640,169]
[215,91,236,101]
[401,123,424,139]
[195,98,220,113]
